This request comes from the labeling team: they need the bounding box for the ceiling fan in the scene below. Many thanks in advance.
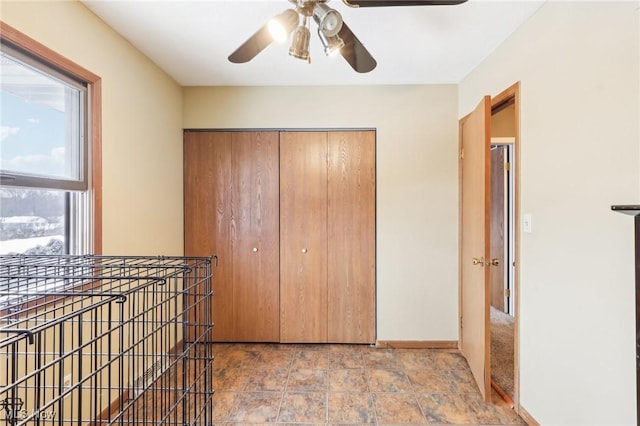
[228,0,468,73]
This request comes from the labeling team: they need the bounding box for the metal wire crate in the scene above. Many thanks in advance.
[0,255,214,426]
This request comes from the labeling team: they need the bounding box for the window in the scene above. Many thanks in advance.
[0,25,101,255]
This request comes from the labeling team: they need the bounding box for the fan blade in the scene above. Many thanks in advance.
[343,0,467,6]
[228,24,274,63]
[338,22,377,73]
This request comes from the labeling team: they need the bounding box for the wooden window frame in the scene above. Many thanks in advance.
[0,21,102,254]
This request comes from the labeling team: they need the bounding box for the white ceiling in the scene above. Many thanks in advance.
[81,0,545,87]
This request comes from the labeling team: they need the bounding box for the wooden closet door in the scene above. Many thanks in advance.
[231,131,280,341]
[327,131,376,343]
[280,132,328,343]
[184,131,233,341]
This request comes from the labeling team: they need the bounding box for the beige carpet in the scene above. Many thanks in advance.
[490,305,514,398]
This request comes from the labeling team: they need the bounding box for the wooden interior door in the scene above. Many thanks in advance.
[231,131,280,341]
[459,96,492,401]
[280,131,328,343]
[327,131,376,343]
[184,131,233,341]
[490,146,507,312]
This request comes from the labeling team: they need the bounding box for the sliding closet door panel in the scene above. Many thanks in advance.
[232,131,280,341]
[280,132,328,343]
[327,131,376,343]
[184,131,233,341]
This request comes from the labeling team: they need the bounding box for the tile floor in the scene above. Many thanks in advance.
[211,343,525,425]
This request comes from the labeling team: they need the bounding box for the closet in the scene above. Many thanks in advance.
[280,131,376,343]
[184,131,280,342]
[184,129,375,344]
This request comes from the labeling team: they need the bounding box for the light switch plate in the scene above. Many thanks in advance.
[523,214,532,233]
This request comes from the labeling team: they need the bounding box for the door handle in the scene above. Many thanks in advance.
[472,257,485,266]
[490,258,500,266]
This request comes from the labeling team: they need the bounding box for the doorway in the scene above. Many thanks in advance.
[489,87,519,407]
[458,82,520,409]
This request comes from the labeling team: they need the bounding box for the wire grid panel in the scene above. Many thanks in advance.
[0,255,214,426]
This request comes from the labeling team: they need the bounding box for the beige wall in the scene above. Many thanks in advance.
[2,1,461,347]
[460,1,639,424]
[491,104,516,138]
[9,1,638,423]
[184,85,460,341]
[1,1,184,256]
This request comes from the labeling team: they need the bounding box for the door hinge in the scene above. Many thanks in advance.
[460,149,464,160]
[504,162,511,171]
[460,316,463,329]
[504,288,511,298]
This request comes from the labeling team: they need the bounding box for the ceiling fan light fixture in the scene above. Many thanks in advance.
[313,3,343,37]
[317,28,344,56]
[289,24,311,60]
[268,9,299,43]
